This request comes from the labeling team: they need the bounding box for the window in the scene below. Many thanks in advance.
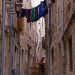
[51,50,54,65]
[68,36,73,71]
[67,3,71,13]
[15,46,17,52]
[15,46,17,65]
[22,49,24,57]
[5,57,6,68]
[51,0,55,4]
[73,0,75,3]
[0,15,1,25]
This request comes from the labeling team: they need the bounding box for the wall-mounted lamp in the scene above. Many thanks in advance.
[15,2,22,12]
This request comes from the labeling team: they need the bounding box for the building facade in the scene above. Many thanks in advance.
[63,0,75,75]
[0,0,21,75]
[45,0,75,75]
[31,0,46,64]
[19,0,38,75]
[0,0,2,74]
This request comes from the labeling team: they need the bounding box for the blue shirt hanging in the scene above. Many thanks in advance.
[38,3,43,19]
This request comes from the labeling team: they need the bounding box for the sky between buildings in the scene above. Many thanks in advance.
[31,0,45,38]
[31,0,44,7]
[22,0,45,38]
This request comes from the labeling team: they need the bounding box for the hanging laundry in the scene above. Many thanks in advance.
[27,9,31,22]
[16,0,48,22]
[17,17,24,35]
[51,0,55,3]
[21,9,26,17]
[17,11,19,17]
[25,9,28,18]
[43,0,48,17]
[30,8,35,22]
[43,0,47,7]
[17,9,22,17]
[38,3,43,19]
[34,6,38,21]
[17,9,27,18]
[17,9,26,17]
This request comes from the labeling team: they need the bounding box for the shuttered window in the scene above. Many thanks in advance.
[68,36,73,71]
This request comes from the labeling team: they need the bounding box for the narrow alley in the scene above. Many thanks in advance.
[0,0,75,75]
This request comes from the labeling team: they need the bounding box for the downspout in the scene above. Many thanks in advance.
[60,0,64,58]
[47,1,51,75]
[60,0,64,75]
[9,0,14,75]
[1,0,6,75]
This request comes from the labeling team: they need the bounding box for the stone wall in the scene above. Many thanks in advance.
[45,0,75,75]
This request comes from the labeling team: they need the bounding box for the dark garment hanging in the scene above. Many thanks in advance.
[21,9,26,17]
[17,11,19,17]
[25,9,28,18]
[43,0,48,17]
[27,9,31,22]
[17,9,22,18]
[34,6,38,21]
[51,0,55,3]
[17,9,26,17]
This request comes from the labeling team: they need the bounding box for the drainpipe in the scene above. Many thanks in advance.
[60,0,64,37]
[60,0,64,75]
[47,4,51,75]
[9,0,14,75]
[45,1,51,75]
[1,0,6,75]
